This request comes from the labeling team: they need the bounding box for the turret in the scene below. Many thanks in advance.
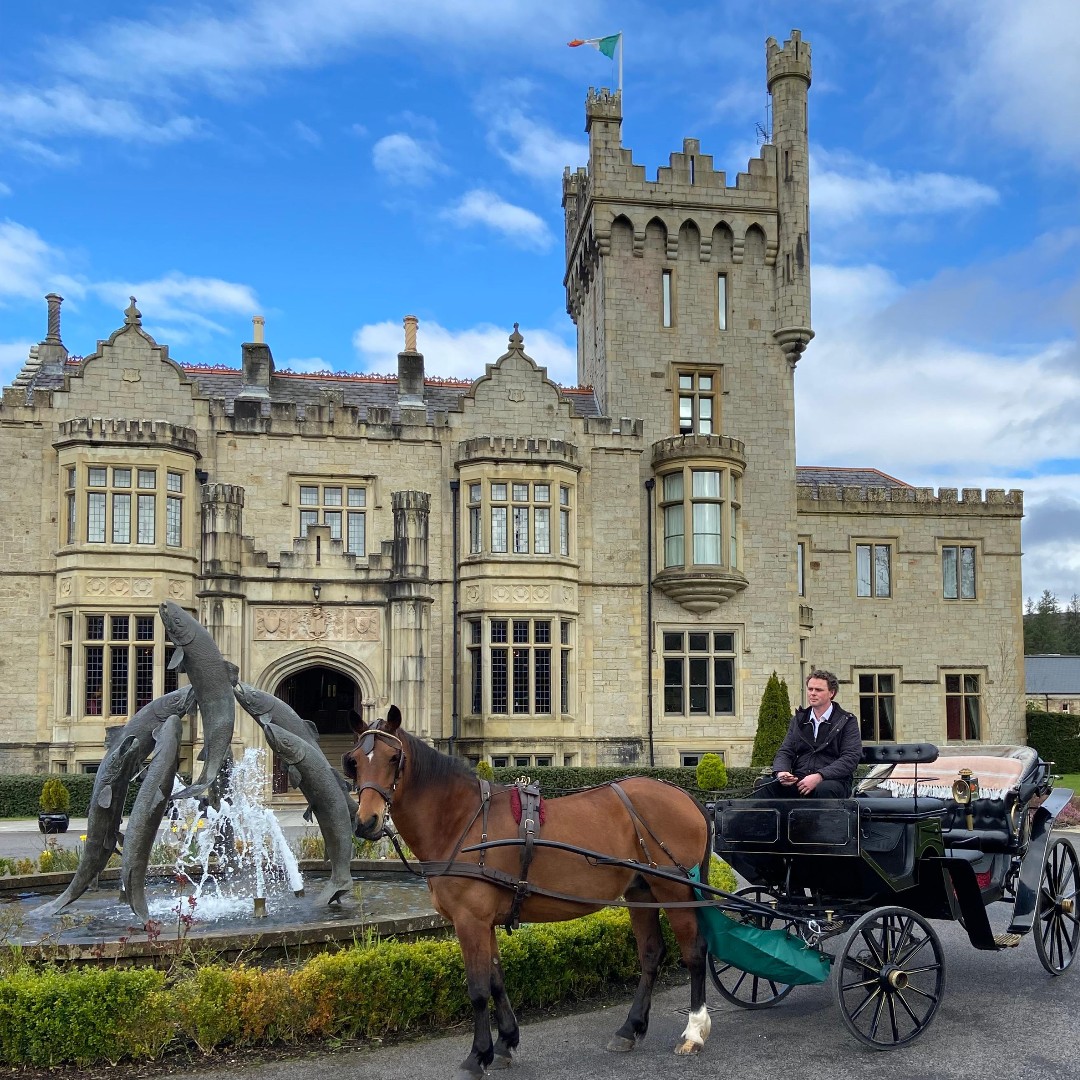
[767,30,813,365]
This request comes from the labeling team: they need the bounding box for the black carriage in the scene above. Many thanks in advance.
[709,742,1079,1048]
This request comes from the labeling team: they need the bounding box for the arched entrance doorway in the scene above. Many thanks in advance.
[272,665,360,794]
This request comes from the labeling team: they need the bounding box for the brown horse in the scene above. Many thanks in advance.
[343,707,713,1079]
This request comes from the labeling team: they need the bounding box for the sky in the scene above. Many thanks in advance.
[1,0,1078,608]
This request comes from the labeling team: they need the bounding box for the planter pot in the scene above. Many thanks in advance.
[38,812,70,834]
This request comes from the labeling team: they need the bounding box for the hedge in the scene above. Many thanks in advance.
[0,858,736,1069]
[0,774,144,818]
[1,767,759,819]
[1026,711,1080,773]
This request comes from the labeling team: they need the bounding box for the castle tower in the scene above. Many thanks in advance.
[767,30,813,365]
[561,31,815,756]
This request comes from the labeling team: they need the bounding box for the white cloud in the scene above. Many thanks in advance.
[0,181,10,197]
[0,221,80,301]
[812,263,903,327]
[811,148,999,226]
[940,0,1080,165]
[0,85,201,145]
[293,121,321,146]
[0,339,32,389]
[442,190,552,250]
[371,133,447,186]
[279,356,332,373]
[353,318,577,385]
[486,108,586,183]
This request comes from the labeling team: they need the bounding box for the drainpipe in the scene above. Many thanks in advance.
[644,477,656,766]
[450,479,461,758]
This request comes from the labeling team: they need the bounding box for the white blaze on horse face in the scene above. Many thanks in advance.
[676,1005,711,1054]
[366,748,374,763]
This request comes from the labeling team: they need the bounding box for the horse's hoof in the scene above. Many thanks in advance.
[490,1053,512,1070]
[606,1035,636,1053]
[675,1039,704,1055]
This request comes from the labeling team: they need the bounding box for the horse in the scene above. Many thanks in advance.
[343,706,713,1079]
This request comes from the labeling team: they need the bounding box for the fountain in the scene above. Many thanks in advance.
[7,604,445,965]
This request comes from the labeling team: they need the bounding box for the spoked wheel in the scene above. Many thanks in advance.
[1034,836,1080,975]
[834,905,945,1049]
[706,887,796,1009]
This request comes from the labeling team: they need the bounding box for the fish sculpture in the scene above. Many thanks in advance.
[32,734,147,916]
[256,718,357,905]
[233,682,350,815]
[119,713,183,922]
[121,685,196,761]
[159,601,238,800]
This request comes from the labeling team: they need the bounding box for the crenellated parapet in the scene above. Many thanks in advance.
[766,29,812,89]
[456,435,580,468]
[53,417,200,455]
[797,484,1024,516]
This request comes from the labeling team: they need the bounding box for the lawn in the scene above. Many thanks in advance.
[1057,773,1080,791]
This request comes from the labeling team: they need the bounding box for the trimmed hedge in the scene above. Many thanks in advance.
[0,872,737,1068]
[1027,711,1080,773]
[0,774,144,818]
[490,764,758,800]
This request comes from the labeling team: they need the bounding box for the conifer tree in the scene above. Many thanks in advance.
[751,671,793,767]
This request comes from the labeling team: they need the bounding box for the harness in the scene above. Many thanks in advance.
[350,729,699,932]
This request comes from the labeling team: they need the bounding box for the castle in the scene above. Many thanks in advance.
[0,31,1025,789]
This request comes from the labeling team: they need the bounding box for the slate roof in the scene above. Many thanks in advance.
[796,466,913,490]
[1025,655,1080,695]
[16,354,604,422]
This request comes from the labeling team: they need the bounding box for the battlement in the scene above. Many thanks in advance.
[585,87,622,127]
[456,435,579,466]
[797,484,1024,516]
[53,417,200,454]
[766,29,812,89]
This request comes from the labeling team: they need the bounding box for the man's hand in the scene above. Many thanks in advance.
[775,771,798,786]
[796,772,822,795]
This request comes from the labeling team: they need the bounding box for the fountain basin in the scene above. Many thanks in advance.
[1,860,446,968]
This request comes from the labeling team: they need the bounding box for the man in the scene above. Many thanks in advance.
[757,669,862,798]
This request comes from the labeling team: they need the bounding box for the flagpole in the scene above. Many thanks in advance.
[618,30,623,98]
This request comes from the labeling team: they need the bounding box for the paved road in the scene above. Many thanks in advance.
[161,908,1080,1080]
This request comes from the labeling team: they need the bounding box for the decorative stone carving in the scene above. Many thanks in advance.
[253,606,381,642]
[122,369,142,383]
[86,578,106,595]
[168,579,187,599]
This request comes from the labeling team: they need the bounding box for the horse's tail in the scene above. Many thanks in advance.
[694,794,714,887]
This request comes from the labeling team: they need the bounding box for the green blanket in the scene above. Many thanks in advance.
[690,866,831,986]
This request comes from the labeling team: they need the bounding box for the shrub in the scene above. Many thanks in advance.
[39,777,71,814]
[1027,711,1080,773]
[475,760,494,781]
[696,753,728,792]
[751,672,792,768]
[1,774,142,818]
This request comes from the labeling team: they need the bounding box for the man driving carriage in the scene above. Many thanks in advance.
[755,669,862,798]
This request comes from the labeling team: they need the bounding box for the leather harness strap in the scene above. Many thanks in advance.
[607,781,689,873]
[503,781,542,932]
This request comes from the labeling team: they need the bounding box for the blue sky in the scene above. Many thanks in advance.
[1,0,1077,607]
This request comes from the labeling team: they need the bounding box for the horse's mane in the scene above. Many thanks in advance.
[403,729,475,788]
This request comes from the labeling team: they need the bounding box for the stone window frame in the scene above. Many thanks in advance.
[680,750,726,768]
[661,268,674,328]
[854,540,893,599]
[294,477,368,554]
[855,669,898,742]
[658,464,742,571]
[944,670,983,742]
[674,365,721,436]
[940,541,979,601]
[661,628,737,717]
[460,469,576,561]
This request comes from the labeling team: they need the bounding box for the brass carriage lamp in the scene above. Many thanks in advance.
[952,768,980,831]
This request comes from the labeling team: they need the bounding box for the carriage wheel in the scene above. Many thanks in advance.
[834,905,945,1049]
[706,887,796,1009]
[1034,836,1080,975]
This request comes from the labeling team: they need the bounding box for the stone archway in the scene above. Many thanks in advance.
[253,648,378,796]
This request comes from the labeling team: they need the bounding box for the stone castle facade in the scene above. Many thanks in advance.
[0,31,1025,790]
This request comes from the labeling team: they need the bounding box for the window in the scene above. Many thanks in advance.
[942,545,976,600]
[717,274,728,331]
[465,616,573,717]
[69,464,185,548]
[492,756,509,768]
[299,482,366,553]
[466,479,572,558]
[660,467,741,569]
[858,673,896,741]
[74,611,166,719]
[663,631,736,716]
[676,369,718,435]
[856,542,891,598]
[661,269,673,327]
[681,751,725,768]
[945,673,981,741]
[797,541,806,597]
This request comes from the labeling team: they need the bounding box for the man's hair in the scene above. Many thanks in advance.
[807,669,839,694]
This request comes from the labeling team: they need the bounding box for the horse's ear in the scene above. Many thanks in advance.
[386,705,402,734]
[349,709,365,736]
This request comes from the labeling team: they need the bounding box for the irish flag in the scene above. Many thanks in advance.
[568,33,620,59]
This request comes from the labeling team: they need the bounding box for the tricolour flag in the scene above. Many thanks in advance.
[567,33,620,59]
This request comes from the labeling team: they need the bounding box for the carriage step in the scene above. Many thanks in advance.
[994,932,1023,948]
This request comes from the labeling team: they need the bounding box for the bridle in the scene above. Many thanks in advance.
[346,722,407,813]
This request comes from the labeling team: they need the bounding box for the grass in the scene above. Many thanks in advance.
[1057,773,1080,791]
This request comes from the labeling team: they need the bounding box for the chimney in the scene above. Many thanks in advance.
[397,314,425,407]
[237,314,274,404]
[36,293,69,365]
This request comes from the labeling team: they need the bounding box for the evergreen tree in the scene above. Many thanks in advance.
[751,671,792,768]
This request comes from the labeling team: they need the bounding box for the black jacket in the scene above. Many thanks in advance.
[772,703,862,783]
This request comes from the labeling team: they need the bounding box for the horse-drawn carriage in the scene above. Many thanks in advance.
[709,742,1079,1047]
[343,710,1078,1074]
